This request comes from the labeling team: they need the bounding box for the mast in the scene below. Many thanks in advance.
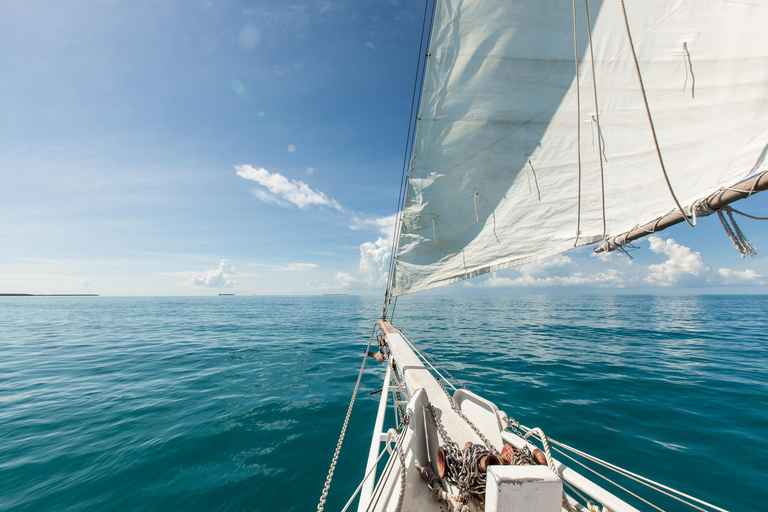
[383,0,438,319]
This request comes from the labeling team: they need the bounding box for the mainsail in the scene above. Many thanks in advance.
[390,0,768,296]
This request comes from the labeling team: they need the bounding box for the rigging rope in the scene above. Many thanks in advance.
[317,326,376,512]
[619,0,695,228]
[584,0,607,239]
[718,206,757,257]
[393,324,726,512]
[384,0,438,317]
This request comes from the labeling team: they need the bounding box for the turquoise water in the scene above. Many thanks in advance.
[0,296,765,511]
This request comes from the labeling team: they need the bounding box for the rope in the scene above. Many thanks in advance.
[523,428,558,474]
[682,42,695,98]
[317,326,376,512]
[519,424,729,512]
[405,337,467,391]
[573,0,583,245]
[718,207,757,257]
[619,0,694,228]
[584,0,607,238]
[384,0,438,314]
[340,442,392,512]
[727,205,768,221]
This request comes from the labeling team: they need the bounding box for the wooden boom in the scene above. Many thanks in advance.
[595,171,768,253]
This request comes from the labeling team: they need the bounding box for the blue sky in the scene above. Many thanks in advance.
[1,0,766,296]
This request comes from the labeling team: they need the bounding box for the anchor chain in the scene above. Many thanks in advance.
[434,376,498,453]
[427,403,494,497]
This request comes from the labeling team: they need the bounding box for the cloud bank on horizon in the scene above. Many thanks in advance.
[477,236,763,290]
[233,163,763,293]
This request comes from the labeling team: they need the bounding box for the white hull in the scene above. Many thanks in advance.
[352,321,721,512]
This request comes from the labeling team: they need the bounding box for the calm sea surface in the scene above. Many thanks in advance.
[0,296,765,511]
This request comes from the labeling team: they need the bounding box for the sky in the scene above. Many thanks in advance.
[0,0,766,297]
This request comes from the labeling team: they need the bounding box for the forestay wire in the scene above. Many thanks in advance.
[397,328,729,512]
[383,0,438,320]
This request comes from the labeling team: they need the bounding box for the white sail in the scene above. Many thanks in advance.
[391,0,768,296]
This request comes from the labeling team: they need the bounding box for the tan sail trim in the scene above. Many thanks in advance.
[594,171,768,254]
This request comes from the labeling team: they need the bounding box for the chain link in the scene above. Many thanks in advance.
[317,326,376,512]
[434,377,498,453]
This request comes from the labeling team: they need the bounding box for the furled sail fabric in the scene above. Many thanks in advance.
[391,0,768,296]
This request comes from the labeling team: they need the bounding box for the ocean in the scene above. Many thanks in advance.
[0,295,765,511]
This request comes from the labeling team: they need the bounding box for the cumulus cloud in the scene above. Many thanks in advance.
[350,214,397,236]
[345,215,398,289]
[517,255,574,276]
[717,268,764,285]
[477,253,629,288]
[236,165,344,211]
[356,237,392,288]
[481,269,627,288]
[645,236,707,286]
[307,214,397,291]
[190,260,237,288]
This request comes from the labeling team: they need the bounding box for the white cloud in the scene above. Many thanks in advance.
[334,271,357,288]
[366,42,375,50]
[717,268,764,285]
[245,262,318,272]
[275,262,318,272]
[350,214,397,237]
[480,269,628,288]
[517,255,573,276]
[645,236,707,286]
[189,260,237,288]
[309,215,397,291]
[356,237,391,288]
[473,254,629,288]
[347,215,396,289]
[236,164,344,211]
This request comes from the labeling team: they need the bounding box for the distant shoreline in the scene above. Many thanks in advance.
[0,294,99,297]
